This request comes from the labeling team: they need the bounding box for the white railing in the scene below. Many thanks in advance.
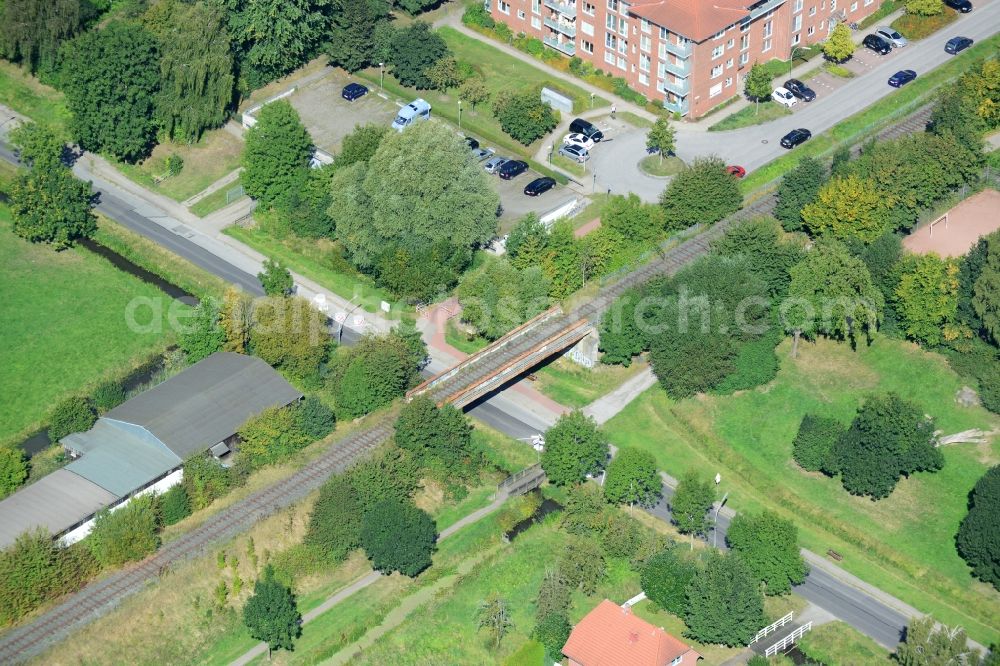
[750,612,793,644]
[765,621,813,657]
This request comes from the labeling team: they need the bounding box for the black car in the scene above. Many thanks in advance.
[888,69,917,87]
[524,177,556,196]
[341,82,369,101]
[945,36,974,54]
[498,160,529,180]
[784,78,816,102]
[465,136,480,150]
[569,117,605,142]
[780,128,812,149]
[863,34,892,55]
[944,0,972,12]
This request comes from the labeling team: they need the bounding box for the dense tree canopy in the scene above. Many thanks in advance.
[774,156,827,232]
[0,446,28,499]
[670,472,714,539]
[328,330,426,418]
[792,413,844,473]
[823,23,855,62]
[248,296,329,383]
[660,157,742,230]
[258,258,294,297]
[87,494,160,567]
[493,89,559,145]
[457,258,550,340]
[726,511,807,595]
[896,618,984,666]
[237,406,313,468]
[305,476,362,562]
[393,396,476,476]
[336,124,389,169]
[641,548,698,615]
[540,411,609,486]
[48,396,96,442]
[801,175,895,244]
[973,233,1000,347]
[178,300,225,363]
[61,22,160,162]
[327,0,392,72]
[388,21,448,89]
[684,551,766,646]
[8,157,96,249]
[242,565,302,657]
[894,253,961,346]
[241,100,313,209]
[711,216,804,297]
[359,499,436,576]
[0,0,82,74]
[956,465,1000,590]
[603,447,660,507]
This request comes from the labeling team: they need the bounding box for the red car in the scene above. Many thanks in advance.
[726,165,747,178]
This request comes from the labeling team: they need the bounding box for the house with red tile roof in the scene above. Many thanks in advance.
[563,599,702,666]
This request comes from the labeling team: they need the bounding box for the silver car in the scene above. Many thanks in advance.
[483,156,509,174]
[876,26,908,48]
[471,146,495,161]
[558,144,590,163]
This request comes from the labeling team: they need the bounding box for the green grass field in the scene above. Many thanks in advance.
[189,186,246,218]
[710,101,793,132]
[0,205,175,444]
[0,61,70,134]
[798,621,893,664]
[605,337,1000,643]
[533,356,647,408]
[638,154,685,177]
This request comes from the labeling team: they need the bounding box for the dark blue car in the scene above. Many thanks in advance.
[888,69,917,87]
[341,83,369,101]
[945,36,974,54]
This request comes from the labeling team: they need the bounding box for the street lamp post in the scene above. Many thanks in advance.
[590,92,595,109]
[379,62,385,91]
[713,491,729,549]
[547,144,553,164]
[458,100,463,129]
[592,171,596,193]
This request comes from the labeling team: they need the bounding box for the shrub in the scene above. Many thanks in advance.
[87,494,161,567]
[600,512,644,559]
[641,548,697,615]
[956,465,1000,590]
[160,484,192,526]
[91,379,126,414]
[359,499,436,577]
[237,406,313,469]
[48,396,96,442]
[792,414,845,472]
[462,2,495,29]
[0,446,28,498]
[294,396,336,440]
[660,157,742,230]
[347,446,421,508]
[182,454,233,510]
[493,89,558,145]
[558,536,606,594]
[305,476,362,563]
[533,612,571,659]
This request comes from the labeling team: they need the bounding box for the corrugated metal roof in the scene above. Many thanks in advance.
[64,421,181,497]
[0,469,118,549]
[104,352,302,460]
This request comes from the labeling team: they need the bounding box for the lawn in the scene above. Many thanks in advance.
[445,319,490,355]
[604,337,1000,643]
[638,154,685,177]
[709,101,793,132]
[189,186,247,218]
[114,127,244,204]
[798,621,893,664]
[224,224,402,315]
[533,356,648,408]
[892,7,959,40]
[0,205,176,444]
[0,61,70,134]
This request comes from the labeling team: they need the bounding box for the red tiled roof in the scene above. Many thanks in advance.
[629,0,751,42]
[562,600,701,666]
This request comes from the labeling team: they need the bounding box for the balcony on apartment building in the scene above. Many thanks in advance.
[544,15,576,38]
[662,57,690,77]
[663,96,689,115]
[661,39,693,58]
[543,35,576,55]
[662,77,690,96]
[543,0,576,18]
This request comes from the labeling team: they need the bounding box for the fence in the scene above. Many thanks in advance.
[497,463,546,497]
[750,612,794,645]
[764,621,813,657]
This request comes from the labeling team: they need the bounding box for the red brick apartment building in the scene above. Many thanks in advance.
[489,0,883,117]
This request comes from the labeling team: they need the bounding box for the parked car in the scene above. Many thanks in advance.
[888,69,917,87]
[341,83,369,101]
[484,156,510,174]
[726,165,747,178]
[498,160,528,180]
[784,79,816,102]
[945,36,974,54]
[780,128,812,149]
[772,86,798,108]
[569,118,605,142]
[863,34,892,55]
[944,0,972,12]
[875,27,908,48]
[558,144,590,163]
[564,132,596,151]
[524,177,556,196]
[391,98,431,131]
[471,146,495,161]
[465,136,480,150]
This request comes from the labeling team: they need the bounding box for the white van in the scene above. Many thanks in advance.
[391,98,431,131]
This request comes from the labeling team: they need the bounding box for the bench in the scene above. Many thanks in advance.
[827,549,843,561]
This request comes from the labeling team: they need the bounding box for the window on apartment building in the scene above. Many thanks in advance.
[582,39,594,53]
[711,64,723,78]
[606,14,615,29]
[762,38,772,52]
[531,16,541,28]
[792,32,800,44]
[517,9,525,18]
[726,57,734,68]
[727,38,735,48]
[740,51,750,64]
[820,19,825,29]
[794,0,803,10]
[741,34,749,50]
[641,34,651,51]
[657,61,666,77]
[763,20,773,37]
[639,53,650,71]
[619,38,628,54]
[497,0,509,14]
[605,33,616,48]
[605,51,615,64]
[865,0,873,5]
[641,18,651,32]
[712,44,724,58]
[582,21,594,36]
[793,14,802,31]
[807,25,815,34]
[725,76,732,87]
[741,18,751,32]
[658,43,666,58]
[830,0,836,10]
[532,0,540,12]
[850,1,858,10]
[619,17,628,36]
[584,2,596,15]
[639,72,649,85]
[809,5,816,15]
[714,29,725,39]
[608,0,618,11]
[617,55,627,69]
[656,79,665,93]
[710,82,723,97]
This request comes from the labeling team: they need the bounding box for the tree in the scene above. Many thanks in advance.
[894,253,961,346]
[144,0,235,141]
[540,411,609,486]
[237,406,313,469]
[346,446,420,508]
[9,122,63,169]
[48,396,96,442]
[459,78,490,111]
[792,414,844,472]
[8,165,96,250]
[0,0,81,75]
[598,287,651,366]
[326,0,392,72]
[533,611,571,660]
[726,512,807,595]
[329,331,425,418]
[823,23,855,63]
[506,214,549,271]
[743,62,773,113]
[457,258,550,340]
[896,617,982,666]
[305,476,362,562]
[476,594,513,649]
[220,287,256,353]
[905,0,943,15]
[774,156,827,232]
[60,22,160,162]
[602,193,666,246]
[670,472,714,545]
[0,446,27,498]
[660,157,742,230]
[241,101,313,209]
[956,465,1000,590]
[396,0,438,13]
[558,536,606,594]
[540,220,584,299]
[604,447,660,508]
[160,484,192,526]
[930,90,986,156]
[685,551,766,646]
[973,234,1000,346]
[330,122,499,296]
[784,240,884,353]
[249,297,329,383]
[711,216,805,296]
[278,165,335,239]
[393,396,476,475]
[222,0,332,90]
[493,89,558,145]
[182,454,233,510]
[178,299,225,363]
[242,565,302,659]
[641,548,698,615]
[294,395,336,440]
[425,56,460,91]
[389,21,448,89]
[828,393,943,499]
[258,258,294,297]
[560,483,609,536]
[646,117,677,160]
[87,494,161,567]
[801,175,895,244]
[336,124,388,169]
[359,499,436,576]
